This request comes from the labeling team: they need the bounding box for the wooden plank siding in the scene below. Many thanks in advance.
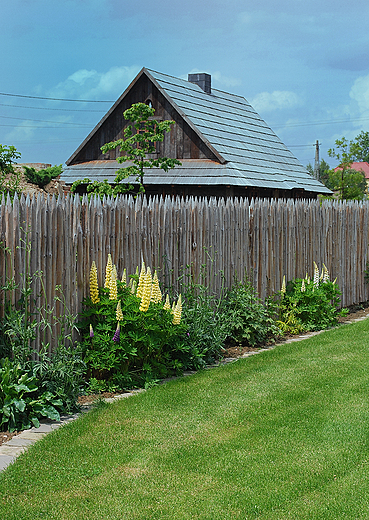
[1,193,369,353]
[70,75,219,165]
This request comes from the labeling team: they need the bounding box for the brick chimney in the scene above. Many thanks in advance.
[188,73,211,94]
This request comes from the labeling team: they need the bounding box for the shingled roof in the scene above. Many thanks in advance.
[62,68,330,196]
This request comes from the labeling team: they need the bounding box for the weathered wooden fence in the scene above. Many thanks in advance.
[1,192,369,352]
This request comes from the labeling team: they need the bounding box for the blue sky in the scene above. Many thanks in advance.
[1,0,369,170]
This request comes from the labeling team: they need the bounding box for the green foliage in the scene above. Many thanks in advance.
[71,103,181,198]
[78,264,188,388]
[325,168,367,200]
[0,236,84,416]
[0,144,21,199]
[306,158,331,187]
[0,238,37,364]
[277,266,346,333]
[348,130,369,163]
[86,377,109,394]
[23,164,62,189]
[220,279,281,347]
[328,135,368,200]
[71,178,116,199]
[178,264,227,367]
[0,358,62,432]
[32,344,85,414]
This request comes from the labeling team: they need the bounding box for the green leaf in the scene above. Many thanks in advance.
[12,398,26,412]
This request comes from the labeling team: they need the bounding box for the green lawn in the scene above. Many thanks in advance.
[1,320,369,519]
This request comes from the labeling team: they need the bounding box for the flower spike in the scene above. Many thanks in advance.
[89,261,100,304]
[104,254,113,289]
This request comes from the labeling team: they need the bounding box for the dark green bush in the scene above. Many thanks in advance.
[220,279,280,347]
[23,164,62,189]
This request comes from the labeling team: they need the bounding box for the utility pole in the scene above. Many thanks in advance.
[313,140,320,180]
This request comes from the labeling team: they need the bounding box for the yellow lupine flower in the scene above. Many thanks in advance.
[131,280,137,294]
[322,263,329,283]
[173,294,182,325]
[281,275,286,295]
[104,254,113,289]
[116,300,123,321]
[301,279,306,292]
[163,294,170,310]
[139,267,152,312]
[89,261,100,304]
[109,266,118,300]
[313,261,320,288]
[136,262,146,299]
[151,270,162,303]
[121,268,127,286]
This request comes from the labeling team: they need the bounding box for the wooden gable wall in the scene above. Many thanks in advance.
[69,73,219,165]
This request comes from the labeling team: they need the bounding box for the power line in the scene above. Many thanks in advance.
[0,102,105,113]
[287,144,316,148]
[0,115,92,126]
[0,124,90,129]
[277,116,369,128]
[0,92,114,103]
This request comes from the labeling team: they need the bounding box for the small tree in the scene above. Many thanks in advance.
[71,103,181,198]
[326,168,367,200]
[328,137,367,200]
[0,144,21,199]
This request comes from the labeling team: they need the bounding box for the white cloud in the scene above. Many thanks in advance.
[349,74,369,115]
[48,65,141,101]
[5,120,36,144]
[250,90,302,112]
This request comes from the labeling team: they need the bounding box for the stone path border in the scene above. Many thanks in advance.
[1,314,369,473]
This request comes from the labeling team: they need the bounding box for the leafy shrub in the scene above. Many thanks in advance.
[178,265,228,366]
[77,257,187,389]
[0,358,62,432]
[220,278,281,347]
[32,344,85,414]
[277,263,347,333]
[23,164,62,189]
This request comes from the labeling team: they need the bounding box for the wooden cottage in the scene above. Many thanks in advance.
[61,68,330,199]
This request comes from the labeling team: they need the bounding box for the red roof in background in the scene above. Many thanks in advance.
[334,161,369,178]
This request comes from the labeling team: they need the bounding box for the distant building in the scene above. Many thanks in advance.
[334,161,369,187]
[61,68,330,199]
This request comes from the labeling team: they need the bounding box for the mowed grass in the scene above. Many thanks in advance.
[2,320,369,519]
